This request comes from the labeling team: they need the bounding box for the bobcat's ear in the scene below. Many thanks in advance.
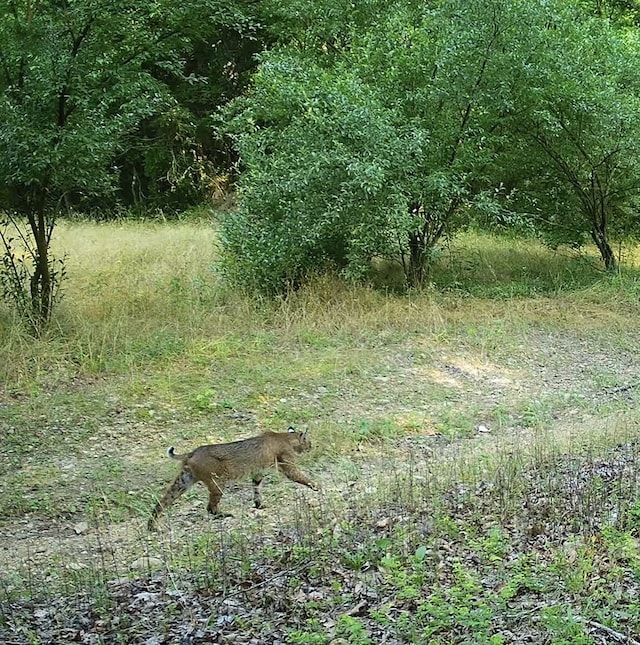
[287,426,296,433]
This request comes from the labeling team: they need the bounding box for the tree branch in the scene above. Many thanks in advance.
[448,19,501,166]
[583,618,640,645]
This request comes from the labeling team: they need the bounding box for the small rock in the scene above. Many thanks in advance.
[130,556,164,570]
[144,637,162,645]
[66,561,86,571]
[108,577,130,587]
[376,517,390,529]
[73,521,90,535]
[477,424,490,433]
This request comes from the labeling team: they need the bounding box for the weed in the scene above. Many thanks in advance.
[191,388,235,413]
[623,500,640,533]
[435,406,478,438]
[354,418,399,444]
[469,526,511,563]
[335,615,373,645]
[540,606,595,644]
[518,398,554,429]
[287,619,329,645]
[389,560,504,644]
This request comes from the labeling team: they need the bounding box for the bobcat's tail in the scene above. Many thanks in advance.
[148,467,197,530]
[167,446,186,460]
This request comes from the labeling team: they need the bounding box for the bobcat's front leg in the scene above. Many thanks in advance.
[278,460,319,491]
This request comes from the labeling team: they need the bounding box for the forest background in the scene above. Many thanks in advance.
[2,0,640,327]
[3,1,640,644]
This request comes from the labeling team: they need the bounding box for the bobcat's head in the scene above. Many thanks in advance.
[287,426,312,453]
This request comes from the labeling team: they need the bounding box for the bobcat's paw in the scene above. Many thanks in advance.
[209,510,234,520]
[208,504,234,518]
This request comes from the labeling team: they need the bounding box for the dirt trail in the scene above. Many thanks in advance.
[2,329,639,591]
[0,453,406,587]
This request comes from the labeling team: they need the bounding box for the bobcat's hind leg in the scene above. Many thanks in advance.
[204,476,232,519]
[148,468,197,530]
[252,473,264,509]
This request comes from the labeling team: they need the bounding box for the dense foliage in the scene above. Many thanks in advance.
[221,0,640,291]
[0,0,259,329]
[2,0,640,319]
[0,0,260,213]
[497,6,640,271]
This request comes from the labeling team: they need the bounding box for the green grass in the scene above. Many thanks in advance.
[2,222,640,643]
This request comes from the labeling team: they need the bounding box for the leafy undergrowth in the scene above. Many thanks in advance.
[4,438,640,645]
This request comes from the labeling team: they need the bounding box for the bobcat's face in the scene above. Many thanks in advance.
[288,427,312,453]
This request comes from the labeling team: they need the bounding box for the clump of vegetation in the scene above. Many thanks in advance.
[221,0,640,292]
[1,221,640,643]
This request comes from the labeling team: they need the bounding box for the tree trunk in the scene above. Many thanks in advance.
[406,231,425,288]
[402,202,451,288]
[587,195,618,273]
[591,226,617,272]
[27,192,53,332]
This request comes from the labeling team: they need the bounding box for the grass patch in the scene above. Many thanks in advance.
[430,230,640,298]
[1,221,640,643]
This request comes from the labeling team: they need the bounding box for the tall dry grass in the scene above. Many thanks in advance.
[2,222,640,390]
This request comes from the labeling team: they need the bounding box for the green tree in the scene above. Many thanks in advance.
[222,0,532,292]
[0,0,160,331]
[222,0,640,291]
[0,0,250,331]
[499,7,640,270]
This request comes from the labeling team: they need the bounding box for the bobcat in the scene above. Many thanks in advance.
[148,427,317,530]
